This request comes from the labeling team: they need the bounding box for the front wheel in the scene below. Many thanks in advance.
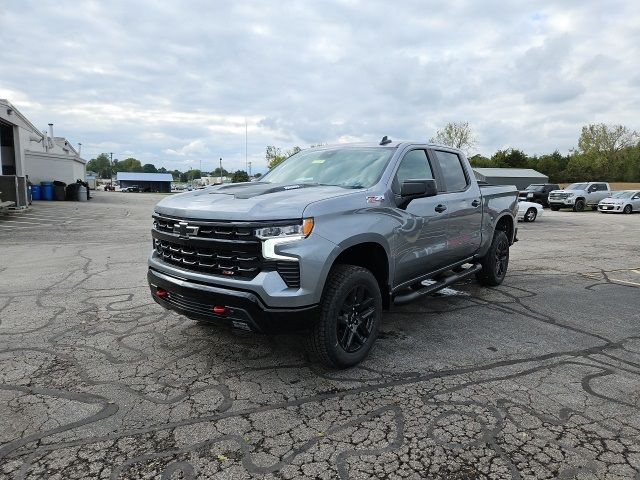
[523,208,537,222]
[624,204,633,214]
[573,199,585,212]
[476,230,510,287]
[307,265,382,368]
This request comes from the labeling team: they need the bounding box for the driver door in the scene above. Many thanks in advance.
[392,149,449,286]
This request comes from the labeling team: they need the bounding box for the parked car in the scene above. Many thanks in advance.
[518,183,559,207]
[548,182,611,212]
[517,200,543,222]
[148,140,518,367]
[598,190,640,214]
[121,185,140,193]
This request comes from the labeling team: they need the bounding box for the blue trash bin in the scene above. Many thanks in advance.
[31,184,42,200]
[41,182,54,201]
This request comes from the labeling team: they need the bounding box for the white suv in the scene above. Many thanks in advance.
[548,182,611,212]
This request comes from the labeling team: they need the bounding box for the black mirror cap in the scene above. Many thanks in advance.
[400,179,438,198]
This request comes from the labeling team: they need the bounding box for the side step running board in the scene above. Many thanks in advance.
[393,263,482,306]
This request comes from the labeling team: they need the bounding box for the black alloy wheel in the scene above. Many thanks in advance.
[307,265,382,368]
[624,204,633,214]
[494,235,509,279]
[336,285,376,353]
[574,199,585,212]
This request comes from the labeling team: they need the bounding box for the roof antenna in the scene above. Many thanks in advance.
[379,135,392,145]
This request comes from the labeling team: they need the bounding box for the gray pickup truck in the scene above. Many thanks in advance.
[148,139,518,367]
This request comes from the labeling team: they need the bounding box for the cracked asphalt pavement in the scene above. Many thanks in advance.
[1,192,639,479]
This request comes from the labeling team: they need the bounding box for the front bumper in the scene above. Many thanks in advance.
[549,198,575,207]
[148,268,318,333]
[598,204,623,213]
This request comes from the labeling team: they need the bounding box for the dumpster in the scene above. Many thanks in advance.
[31,184,41,201]
[65,183,80,201]
[53,181,66,201]
[41,182,54,201]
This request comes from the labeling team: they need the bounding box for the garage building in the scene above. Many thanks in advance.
[472,168,549,190]
[1,99,86,207]
[117,172,173,192]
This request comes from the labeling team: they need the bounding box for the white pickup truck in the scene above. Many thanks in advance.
[548,182,611,212]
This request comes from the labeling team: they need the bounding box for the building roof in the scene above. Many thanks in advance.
[472,168,547,178]
[116,172,173,181]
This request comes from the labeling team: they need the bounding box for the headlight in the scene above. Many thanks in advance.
[255,218,314,240]
[258,218,314,261]
[566,193,575,198]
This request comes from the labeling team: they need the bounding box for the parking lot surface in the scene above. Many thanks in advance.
[1,192,639,479]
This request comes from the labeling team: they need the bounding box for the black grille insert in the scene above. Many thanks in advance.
[276,262,301,288]
[154,238,262,279]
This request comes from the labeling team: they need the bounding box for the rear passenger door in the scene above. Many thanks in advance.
[429,149,483,264]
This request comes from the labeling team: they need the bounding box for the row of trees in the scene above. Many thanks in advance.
[431,122,640,183]
[86,154,258,183]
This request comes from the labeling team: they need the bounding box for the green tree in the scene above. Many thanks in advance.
[142,163,158,173]
[468,154,493,168]
[211,167,229,177]
[86,153,111,178]
[490,149,529,168]
[429,121,476,152]
[157,167,168,174]
[231,170,250,182]
[266,145,302,170]
[114,157,143,172]
[171,169,182,180]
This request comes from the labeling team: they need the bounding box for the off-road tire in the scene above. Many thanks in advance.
[523,208,537,222]
[624,204,633,214]
[307,265,382,368]
[476,230,509,287]
[573,199,585,212]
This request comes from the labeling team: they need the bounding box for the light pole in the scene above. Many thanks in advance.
[219,158,223,184]
[248,161,252,177]
[109,152,113,185]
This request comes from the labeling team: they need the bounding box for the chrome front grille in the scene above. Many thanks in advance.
[549,192,568,200]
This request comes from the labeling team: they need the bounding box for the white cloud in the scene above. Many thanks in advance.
[0,0,639,172]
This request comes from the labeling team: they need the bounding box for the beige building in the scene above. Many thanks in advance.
[1,99,86,206]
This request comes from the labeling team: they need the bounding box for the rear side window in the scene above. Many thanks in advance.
[394,150,433,187]
[434,150,468,192]
[596,183,607,191]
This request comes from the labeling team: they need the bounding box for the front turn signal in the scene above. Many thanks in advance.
[302,218,314,237]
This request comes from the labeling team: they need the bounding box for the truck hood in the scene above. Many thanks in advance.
[550,189,583,194]
[154,182,358,221]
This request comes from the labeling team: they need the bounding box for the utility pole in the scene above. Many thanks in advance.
[245,117,248,172]
[219,158,223,184]
[109,152,113,185]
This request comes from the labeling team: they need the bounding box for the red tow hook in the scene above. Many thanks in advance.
[155,288,169,298]
[212,305,226,315]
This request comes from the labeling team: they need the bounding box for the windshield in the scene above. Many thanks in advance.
[566,183,587,190]
[611,191,635,199]
[525,185,545,192]
[261,147,394,189]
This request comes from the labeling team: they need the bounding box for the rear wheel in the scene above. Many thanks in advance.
[624,204,633,214]
[476,230,509,287]
[307,265,382,368]
[573,199,585,212]
[523,208,537,222]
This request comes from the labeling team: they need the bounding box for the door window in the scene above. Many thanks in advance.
[434,150,468,192]
[393,150,433,191]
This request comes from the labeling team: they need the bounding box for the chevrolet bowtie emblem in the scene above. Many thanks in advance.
[174,221,199,238]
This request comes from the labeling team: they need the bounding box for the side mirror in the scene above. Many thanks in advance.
[398,179,437,209]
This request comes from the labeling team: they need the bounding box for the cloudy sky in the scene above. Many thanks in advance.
[1,1,639,173]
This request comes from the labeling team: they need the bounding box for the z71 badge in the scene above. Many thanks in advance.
[366,195,384,204]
